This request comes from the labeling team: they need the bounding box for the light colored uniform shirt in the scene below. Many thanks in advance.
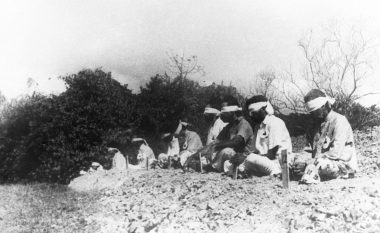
[312,110,358,171]
[251,114,292,158]
[206,117,228,145]
[167,137,180,157]
[137,143,155,167]
[182,130,203,153]
[112,151,127,170]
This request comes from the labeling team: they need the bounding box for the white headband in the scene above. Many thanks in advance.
[204,107,220,115]
[132,138,148,145]
[161,133,171,139]
[181,122,189,127]
[248,101,274,115]
[221,105,242,113]
[306,96,335,112]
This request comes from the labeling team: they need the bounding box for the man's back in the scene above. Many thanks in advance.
[183,130,203,152]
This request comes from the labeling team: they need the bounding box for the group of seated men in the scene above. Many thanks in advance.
[130,89,359,184]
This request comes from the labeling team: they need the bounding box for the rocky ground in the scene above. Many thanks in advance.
[74,127,380,233]
[1,127,380,233]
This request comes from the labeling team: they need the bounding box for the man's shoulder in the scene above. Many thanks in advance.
[266,115,286,127]
[215,117,227,127]
[329,111,350,124]
[238,117,252,128]
[187,130,201,138]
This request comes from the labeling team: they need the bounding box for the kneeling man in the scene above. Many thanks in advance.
[300,89,358,183]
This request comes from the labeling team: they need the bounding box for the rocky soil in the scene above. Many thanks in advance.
[72,127,380,233]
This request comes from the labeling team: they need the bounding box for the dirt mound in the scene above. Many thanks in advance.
[355,126,380,177]
[85,170,380,233]
[79,127,380,232]
[68,170,145,192]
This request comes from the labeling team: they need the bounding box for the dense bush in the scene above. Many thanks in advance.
[0,69,136,183]
[136,74,241,143]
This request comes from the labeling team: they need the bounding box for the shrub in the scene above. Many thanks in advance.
[0,69,136,183]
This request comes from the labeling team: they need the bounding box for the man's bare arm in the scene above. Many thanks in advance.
[214,135,245,151]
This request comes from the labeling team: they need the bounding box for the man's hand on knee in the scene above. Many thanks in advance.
[230,153,246,166]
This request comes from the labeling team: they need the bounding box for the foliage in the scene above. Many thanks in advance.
[136,74,241,151]
[0,69,136,183]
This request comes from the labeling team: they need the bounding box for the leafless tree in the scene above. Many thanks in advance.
[275,24,379,114]
[166,52,205,79]
[247,69,288,114]
[298,25,378,101]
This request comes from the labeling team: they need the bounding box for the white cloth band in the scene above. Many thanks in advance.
[248,101,274,115]
[132,138,147,145]
[161,133,171,139]
[181,122,189,127]
[248,102,267,112]
[221,105,242,113]
[204,107,220,115]
[306,97,335,112]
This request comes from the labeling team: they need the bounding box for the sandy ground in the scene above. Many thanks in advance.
[1,127,379,233]
[69,128,380,233]
[79,169,380,233]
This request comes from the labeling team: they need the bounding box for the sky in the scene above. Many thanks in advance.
[1,0,380,106]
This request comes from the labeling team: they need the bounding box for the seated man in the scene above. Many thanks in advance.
[157,131,180,168]
[131,137,156,169]
[108,147,127,170]
[175,118,203,167]
[300,89,358,184]
[203,95,255,172]
[204,103,227,146]
[225,95,293,177]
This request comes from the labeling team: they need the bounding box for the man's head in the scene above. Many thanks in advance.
[179,116,190,132]
[246,95,273,124]
[131,137,146,147]
[220,95,242,123]
[204,103,220,124]
[161,132,173,143]
[304,89,334,121]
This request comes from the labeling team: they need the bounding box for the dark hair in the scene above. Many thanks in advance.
[304,89,326,103]
[222,95,240,107]
[245,95,268,108]
[206,96,222,110]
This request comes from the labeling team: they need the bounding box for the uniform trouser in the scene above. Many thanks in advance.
[300,157,352,184]
[211,148,236,172]
[179,150,194,166]
[138,156,156,169]
[224,152,295,177]
[127,164,143,170]
[157,153,180,168]
[158,153,170,168]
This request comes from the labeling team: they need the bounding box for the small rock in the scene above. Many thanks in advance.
[207,200,218,210]
[169,204,179,211]
[363,187,379,197]
[310,213,326,221]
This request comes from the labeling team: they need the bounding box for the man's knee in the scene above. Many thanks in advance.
[244,153,280,176]
[179,150,192,166]
[223,160,234,175]
[245,153,261,163]
[218,147,236,159]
